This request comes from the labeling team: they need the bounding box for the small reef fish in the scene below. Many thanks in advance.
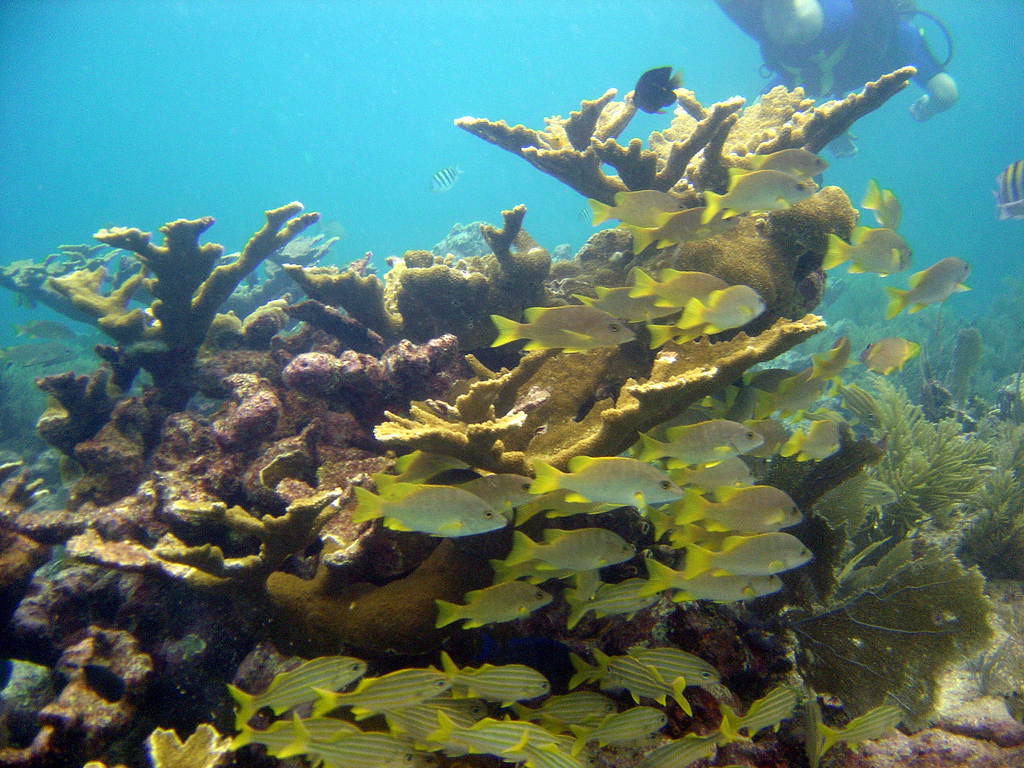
[814,703,903,758]
[570,706,667,753]
[681,531,813,579]
[431,163,464,193]
[633,66,682,114]
[635,419,764,466]
[675,284,766,335]
[861,179,902,229]
[995,160,1024,220]
[435,580,552,629]
[227,655,367,723]
[0,341,78,368]
[312,667,451,718]
[457,473,535,514]
[746,417,790,456]
[571,649,691,714]
[884,256,970,319]
[623,206,739,254]
[512,691,617,728]
[642,559,784,602]
[741,148,829,180]
[588,189,685,227]
[859,337,921,375]
[638,733,718,768]
[668,455,754,491]
[14,320,77,341]
[505,528,636,571]
[390,450,470,484]
[298,731,424,768]
[351,483,506,537]
[834,380,883,428]
[629,647,722,690]
[230,713,358,754]
[440,652,552,704]
[674,484,802,533]
[491,305,635,351]
[384,698,487,740]
[565,577,660,629]
[823,226,911,275]
[809,336,852,381]
[429,713,564,758]
[574,285,677,323]
[530,455,684,507]
[862,477,897,507]
[752,367,827,420]
[702,169,815,222]
[629,267,730,309]
[780,418,841,461]
[718,685,799,741]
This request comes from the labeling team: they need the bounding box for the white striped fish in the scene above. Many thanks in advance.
[431,163,464,192]
[995,160,1024,220]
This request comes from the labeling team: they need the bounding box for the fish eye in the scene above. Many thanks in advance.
[746,430,757,440]
[609,323,622,332]
[521,482,531,491]
[659,480,672,490]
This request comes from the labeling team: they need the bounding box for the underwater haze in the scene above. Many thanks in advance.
[4,4,1024,767]
[1,1,1021,321]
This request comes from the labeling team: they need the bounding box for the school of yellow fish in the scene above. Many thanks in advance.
[224,150,946,767]
[228,651,902,768]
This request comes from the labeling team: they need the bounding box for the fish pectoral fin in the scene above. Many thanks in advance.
[562,329,593,342]
[563,491,591,504]
[710,568,733,577]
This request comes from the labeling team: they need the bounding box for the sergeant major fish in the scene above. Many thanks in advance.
[431,163,464,192]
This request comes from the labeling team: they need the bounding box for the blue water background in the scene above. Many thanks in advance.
[1,0,1021,347]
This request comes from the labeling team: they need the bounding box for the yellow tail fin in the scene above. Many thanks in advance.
[588,198,614,225]
[701,192,723,223]
[529,459,564,495]
[490,314,523,346]
[434,599,463,628]
[883,286,908,320]
[681,543,715,580]
[350,486,383,524]
[822,233,850,270]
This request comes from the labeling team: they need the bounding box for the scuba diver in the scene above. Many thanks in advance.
[714,0,957,155]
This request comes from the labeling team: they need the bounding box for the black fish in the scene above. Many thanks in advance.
[633,66,682,114]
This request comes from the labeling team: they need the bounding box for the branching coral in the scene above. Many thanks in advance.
[284,205,551,349]
[871,380,991,535]
[457,69,913,204]
[45,203,319,410]
[375,314,825,475]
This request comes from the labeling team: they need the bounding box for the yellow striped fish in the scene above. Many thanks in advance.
[227,655,367,724]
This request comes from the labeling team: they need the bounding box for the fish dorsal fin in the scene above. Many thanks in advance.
[850,226,871,245]
[573,293,597,307]
[523,306,548,323]
[720,534,752,552]
[907,268,927,289]
[568,455,597,472]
